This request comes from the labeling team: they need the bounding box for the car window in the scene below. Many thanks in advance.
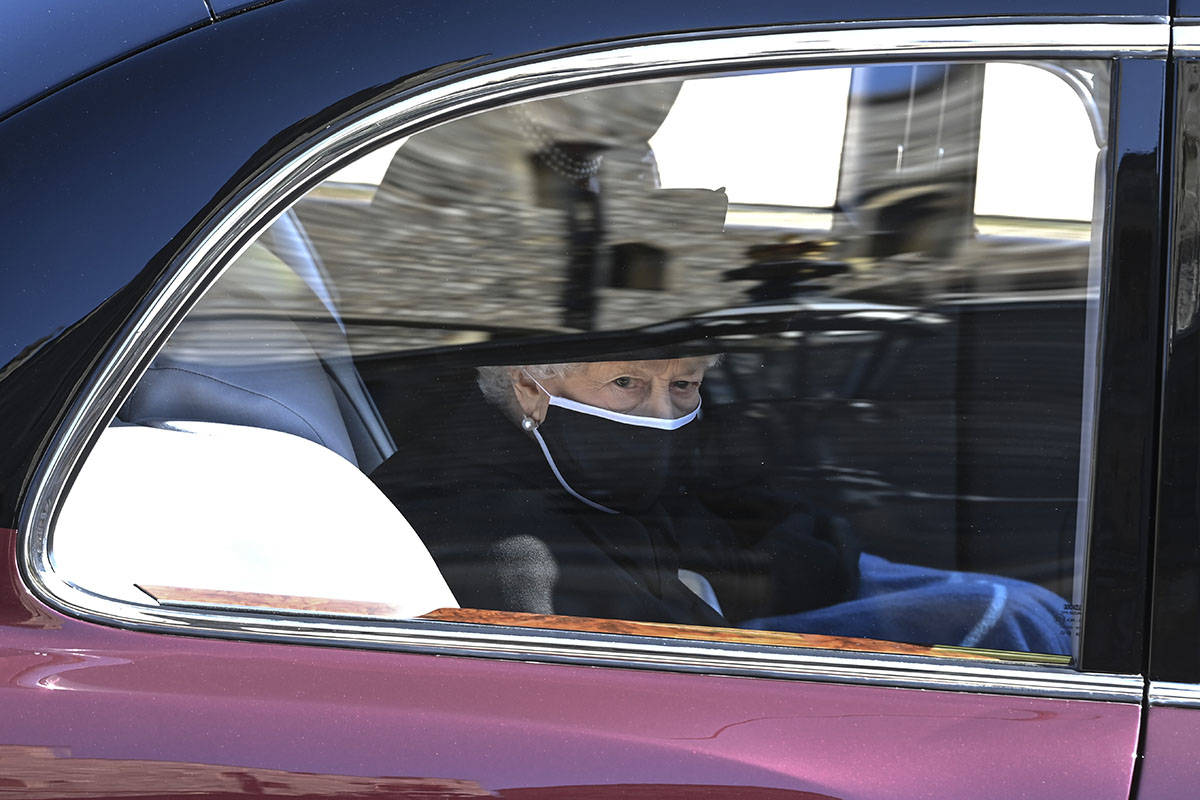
[53,58,1109,663]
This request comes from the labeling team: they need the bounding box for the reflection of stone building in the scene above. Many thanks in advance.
[292,85,750,358]
[274,75,1094,360]
[0,745,492,798]
[0,745,830,799]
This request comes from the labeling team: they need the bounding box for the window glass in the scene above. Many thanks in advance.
[975,63,1102,224]
[55,58,1109,662]
[651,69,851,220]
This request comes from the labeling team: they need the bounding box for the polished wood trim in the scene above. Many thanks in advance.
[420,607,1056,662]
[137,585,402,618]
[135,588,1065,663]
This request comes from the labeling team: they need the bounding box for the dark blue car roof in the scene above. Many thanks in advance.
[0,0,210,119]
[1,0,1172,122]
[0,0,281,121]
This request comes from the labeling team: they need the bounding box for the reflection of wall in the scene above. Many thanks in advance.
[296,99,749,357]
[267,75,1100,361]
[0,745,492,798]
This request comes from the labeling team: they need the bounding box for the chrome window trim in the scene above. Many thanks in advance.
[1149,681,1200,707]
[20,19,1165,701]
[23,589,1148,703]
[1173,21,1200,55]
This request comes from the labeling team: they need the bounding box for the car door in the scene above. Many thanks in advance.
[0,3,1167,798]
[1140,13,1200,797]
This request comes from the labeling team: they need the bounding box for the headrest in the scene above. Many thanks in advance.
[53,421,457,618]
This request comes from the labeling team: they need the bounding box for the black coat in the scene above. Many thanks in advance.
[371,391,859,626]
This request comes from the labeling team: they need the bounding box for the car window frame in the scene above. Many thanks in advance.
[1149,26,1200,705]
[19,18,1167,703]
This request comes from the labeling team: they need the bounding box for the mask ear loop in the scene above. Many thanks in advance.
[520,370,619,513]
[530,426,620,515]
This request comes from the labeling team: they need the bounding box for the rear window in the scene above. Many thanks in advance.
[54,59,1109,664]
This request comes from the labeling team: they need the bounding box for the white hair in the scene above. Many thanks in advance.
[476,363,583,412]
[476,354,723,413]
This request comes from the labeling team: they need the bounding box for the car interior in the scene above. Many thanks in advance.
[51,59,1110,653]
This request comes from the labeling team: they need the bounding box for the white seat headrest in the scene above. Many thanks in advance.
[53,421,457,618]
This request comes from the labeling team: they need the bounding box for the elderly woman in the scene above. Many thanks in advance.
[371,354,1071,654]
[370,355,861,627]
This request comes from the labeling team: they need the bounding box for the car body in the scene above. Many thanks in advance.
[3,0,1200,797]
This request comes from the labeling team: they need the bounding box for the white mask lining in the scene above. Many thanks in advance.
[526,373,701,430]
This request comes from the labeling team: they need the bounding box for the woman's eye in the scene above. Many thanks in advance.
[612,376,633,388]
[672,380,699,391]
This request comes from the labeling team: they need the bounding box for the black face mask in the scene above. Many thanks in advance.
[529,389,701,515]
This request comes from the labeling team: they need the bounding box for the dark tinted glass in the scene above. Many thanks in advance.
[60,60,1110,661]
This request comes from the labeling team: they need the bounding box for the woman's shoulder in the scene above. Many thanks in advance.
[372,392,540,486]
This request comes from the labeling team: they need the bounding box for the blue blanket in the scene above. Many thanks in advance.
[742,553,1072,655]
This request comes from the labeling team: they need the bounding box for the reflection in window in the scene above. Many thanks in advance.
[59,59,1111,663]
[975,63,1101,223]
[320,138,408,200]
[651,68,851,227]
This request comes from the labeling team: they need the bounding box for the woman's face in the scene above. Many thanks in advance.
[534,358,709,419]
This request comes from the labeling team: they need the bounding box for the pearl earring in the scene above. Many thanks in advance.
[521,416,538,432]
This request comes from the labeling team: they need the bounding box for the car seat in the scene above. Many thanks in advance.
[118,211,395,472]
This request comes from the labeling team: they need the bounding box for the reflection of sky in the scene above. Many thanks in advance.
[653,65,1097,222]
[974,64,1098,221]
[324,137,407,186]
[651,69,851,208]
